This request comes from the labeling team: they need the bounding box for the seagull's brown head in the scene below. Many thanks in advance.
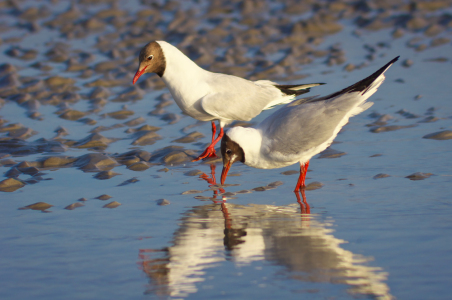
[221,134,245,185]
[133,41,166,84]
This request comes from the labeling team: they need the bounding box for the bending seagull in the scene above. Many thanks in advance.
[132,41,324,161]
[220,57,399,191]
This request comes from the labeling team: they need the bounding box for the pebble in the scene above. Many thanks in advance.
[405,172,434,181]
[103,201,121,208]
[94,170,121,180]
[0,178,25,192]
[281,170,298,175]
[95,194,112,200]
[156,199,170,206]
[373,173,391,179]
[370,125,416,133]
[181,190,204,195]
[19,202,53,211]
[117,177,139,186]
[74,153,118,172]
[131,131,162,146]
[184,170,203,176]
[317,148,346,159]
[304,181,324,190]
[423,130,452,140]
[127,161,151,171]
[172,131,205,143]
[74,133,115,149]
[65,203,85,210]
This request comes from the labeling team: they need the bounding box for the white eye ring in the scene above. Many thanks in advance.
[147,55,153,61]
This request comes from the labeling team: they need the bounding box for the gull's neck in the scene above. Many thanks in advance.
[157,41,209,105]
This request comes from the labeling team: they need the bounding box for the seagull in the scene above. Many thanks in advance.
[220,56,399,192]
[132,41,324,161]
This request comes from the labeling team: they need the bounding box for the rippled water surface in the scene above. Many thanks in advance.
[1,1,452,299]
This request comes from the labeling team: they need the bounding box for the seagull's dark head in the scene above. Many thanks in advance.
[221,134,245,185]
[133,41,166,84]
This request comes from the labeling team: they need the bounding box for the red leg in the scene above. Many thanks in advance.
[210,121,216,144]
[192,126,224,162]
[294,160,310,192]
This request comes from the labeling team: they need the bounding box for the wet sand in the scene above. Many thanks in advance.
[1,0,452,299]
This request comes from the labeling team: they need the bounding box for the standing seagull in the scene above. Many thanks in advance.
[220,57,399,191]
[132,41,324,161]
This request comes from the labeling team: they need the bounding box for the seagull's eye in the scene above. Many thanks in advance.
[147,55,153,61]
[226,149,232,155]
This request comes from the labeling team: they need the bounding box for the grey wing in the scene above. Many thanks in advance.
[200,74,282,122]
[258,56,398,159]
[258,94,362,160]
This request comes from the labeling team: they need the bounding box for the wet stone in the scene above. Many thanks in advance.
[94,61,117,73]
[281,170,298,175]
[317,148,346,159]
[370,154,382,157]
[45,76,75,87]
[103,201,121,208]
[124,117,145,127]
[5,167,21,178]
[163,150,196,165]
[65,202,84,210]
[172,131,205,143]
[423,130,452,140]
[305,181,324,190]
[182,190,204,195]
[236,190,252,194]
[40,156,75,168]
[74,153,118,172]
[96,194,112,200]
[418,116,439,123]
[268,181,284,187]
[19,202,53,211]
[253,186,267,192]
[161,113,181,124]
[117,177,139,186]
[222,192,236,197]
[74,133,115,149]
[402,59,413,68]
[405,172,434,181]
[59,109,86,121]
[127,161,151,171]
[370,125,416,133]
[78,198,88,202]
[158,168,169,172]
[373,173,391,179]
[126,124,161,133]
[18,166,40,176]
[366,114,394,126]
[0,178,25,192]
[396,109,420,119]
[94,170,121,180]
[184,169,203,176]
[105,109,134,120]
[131,131,162,146]
[156,199,170,206]
[116,150,151,163]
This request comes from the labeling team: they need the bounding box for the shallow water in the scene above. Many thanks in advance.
[1,1,452,299]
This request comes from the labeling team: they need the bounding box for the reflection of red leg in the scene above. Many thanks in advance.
[199,164,225,199]
[192,125,224,162]
[294,189,310,214]
[221,203,232,229]
[294,160,310,192]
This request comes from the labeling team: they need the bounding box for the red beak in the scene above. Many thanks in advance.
[132,65,148,85]
[220,161,231,185]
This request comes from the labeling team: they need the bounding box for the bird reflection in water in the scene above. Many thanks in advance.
[138,169,392,299]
